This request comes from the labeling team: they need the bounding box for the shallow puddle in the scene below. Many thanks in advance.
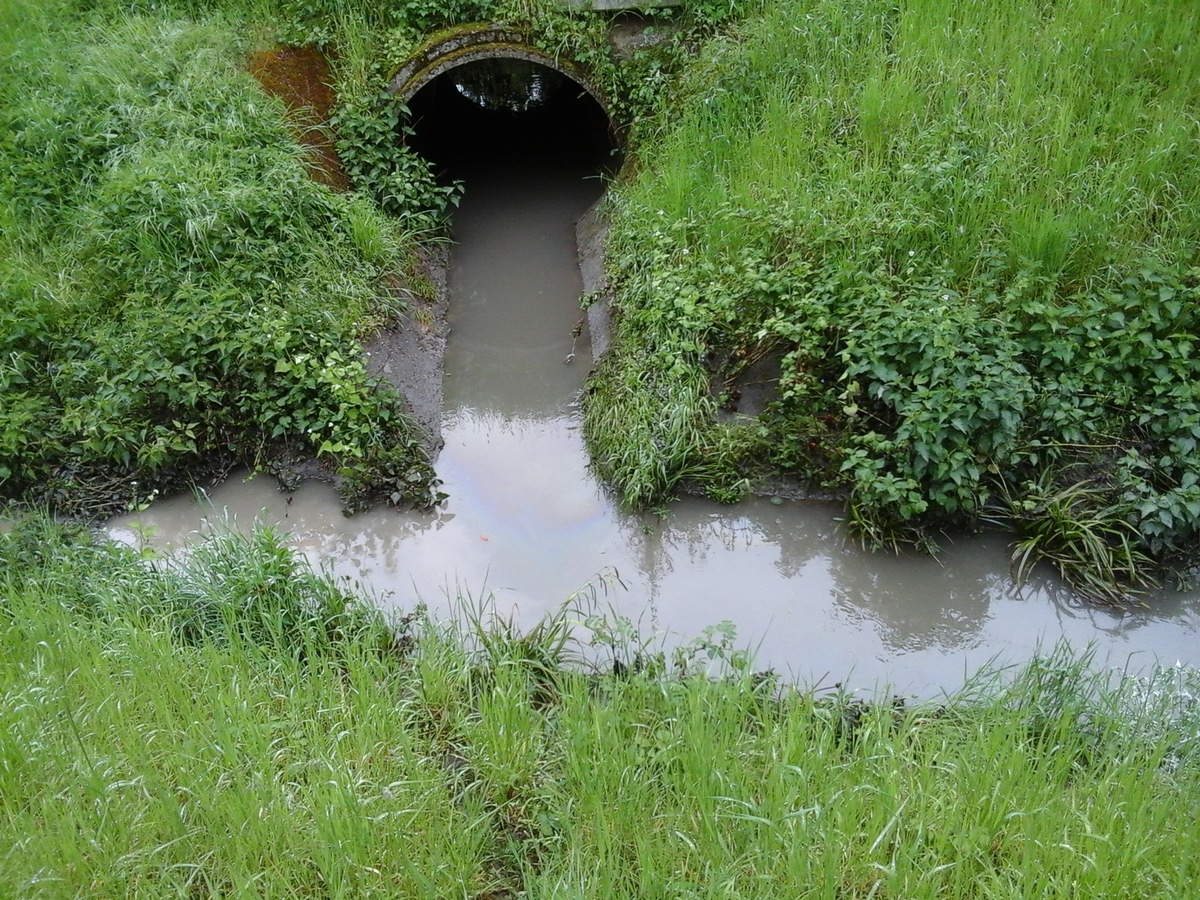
[110,159,1200,696]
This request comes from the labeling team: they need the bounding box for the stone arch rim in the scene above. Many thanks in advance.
[387,26,611,117]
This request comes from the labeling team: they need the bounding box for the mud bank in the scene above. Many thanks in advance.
[363,249,451,461]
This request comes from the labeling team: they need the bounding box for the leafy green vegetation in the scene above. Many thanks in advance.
[2,517,1199,897]
[6,2,1197,894]
[0,0,764,521]
[0,1,445,518]
[589,0,1200,600]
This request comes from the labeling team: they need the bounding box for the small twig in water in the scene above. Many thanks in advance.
[565,317,585,364]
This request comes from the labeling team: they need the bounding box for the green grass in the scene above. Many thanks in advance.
[629,0,1200,277]
[0,0,767,522]
[4,8,1199,891]
[2,517,1200,897]
[591,0,1200,598]
[0,3,440,516]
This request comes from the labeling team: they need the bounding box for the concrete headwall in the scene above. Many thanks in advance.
[388,25,608,113]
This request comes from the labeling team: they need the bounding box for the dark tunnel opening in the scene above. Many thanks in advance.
[404,56,621,187]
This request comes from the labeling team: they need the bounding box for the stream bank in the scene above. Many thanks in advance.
[110,154,1200,697]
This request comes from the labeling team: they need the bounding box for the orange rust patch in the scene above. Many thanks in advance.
[246,44,350,191]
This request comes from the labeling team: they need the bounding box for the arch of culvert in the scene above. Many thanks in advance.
[387,24,611,117]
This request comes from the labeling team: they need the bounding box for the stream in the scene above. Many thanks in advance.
[110,158,1200,697]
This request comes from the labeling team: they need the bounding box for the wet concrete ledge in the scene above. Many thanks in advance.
[576,198,614,360]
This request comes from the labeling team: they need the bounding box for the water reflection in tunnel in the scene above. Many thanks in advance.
[404,55,620,182]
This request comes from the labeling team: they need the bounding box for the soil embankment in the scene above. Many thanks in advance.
[246,44,349,191]
[248,45,450,462]
[362,256,450,459]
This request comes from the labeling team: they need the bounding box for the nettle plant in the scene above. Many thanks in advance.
[589,0,1200,601]
[331,89,463,231]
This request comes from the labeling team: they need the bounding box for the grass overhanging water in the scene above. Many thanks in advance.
[6,0,1193,599]
[0,1,443,520]
[3,517,1200,897]
[0,0,744,518]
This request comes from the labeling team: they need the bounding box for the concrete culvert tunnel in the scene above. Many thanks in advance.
[402,53,621,184]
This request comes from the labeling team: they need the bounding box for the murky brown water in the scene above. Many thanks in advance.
[110,161,1200,696]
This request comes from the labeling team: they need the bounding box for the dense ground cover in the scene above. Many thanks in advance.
[7,0,1192,597]
[588,0,1200,601]
[3,518,1200,898]
[0,0,446,519]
